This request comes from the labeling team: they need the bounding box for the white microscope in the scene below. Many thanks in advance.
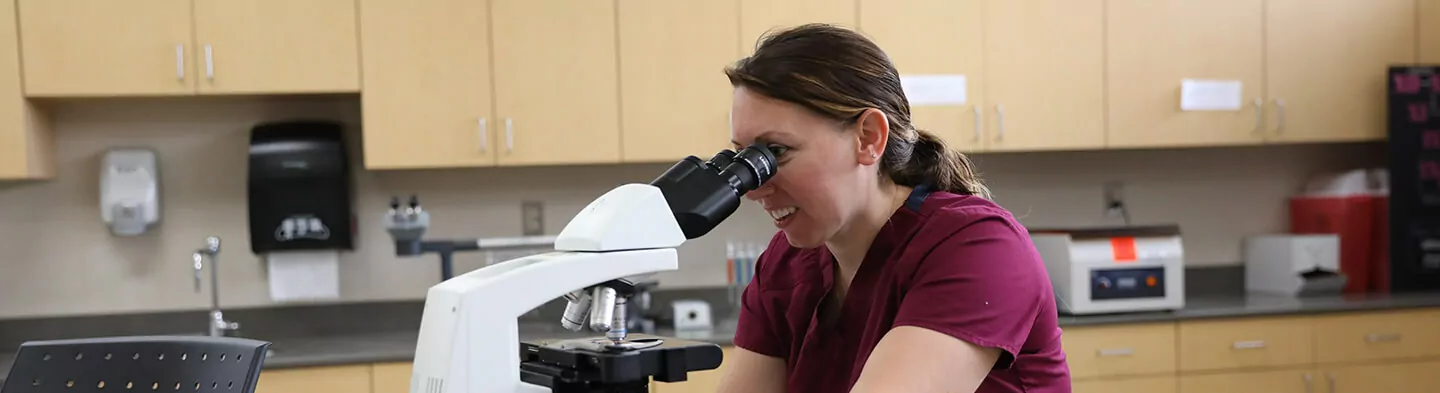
[387,144,777,393]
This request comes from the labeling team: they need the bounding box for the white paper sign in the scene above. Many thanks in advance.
[901,74,967,106]
[1180,79,1243,111]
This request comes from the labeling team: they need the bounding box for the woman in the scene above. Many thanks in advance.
[715,24,1070,393]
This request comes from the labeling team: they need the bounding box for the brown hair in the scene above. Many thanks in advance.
[724,23,992,200]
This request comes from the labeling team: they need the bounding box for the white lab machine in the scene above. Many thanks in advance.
[401,144,776,393]
[100,148,160,236]
[1244,234,1347,296]
[1032,225,1186,315]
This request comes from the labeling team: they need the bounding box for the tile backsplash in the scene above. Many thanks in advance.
[0,95,1387,319]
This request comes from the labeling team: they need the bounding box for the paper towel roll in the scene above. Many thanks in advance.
[267,250,340,302]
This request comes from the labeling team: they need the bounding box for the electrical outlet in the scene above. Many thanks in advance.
[1103,182,1125,216]
[522,201,544,236]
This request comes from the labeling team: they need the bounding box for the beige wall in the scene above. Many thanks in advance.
[0,95,1386,319]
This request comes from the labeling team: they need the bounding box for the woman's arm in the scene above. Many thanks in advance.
[715,347,787,393]
[849,326,1000,393]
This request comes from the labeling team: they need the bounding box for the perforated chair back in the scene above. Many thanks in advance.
[0,335,270,393]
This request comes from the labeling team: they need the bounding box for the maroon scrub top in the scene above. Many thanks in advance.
[732,186,1071,392]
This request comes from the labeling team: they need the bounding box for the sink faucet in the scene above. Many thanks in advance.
[193,236,239,337]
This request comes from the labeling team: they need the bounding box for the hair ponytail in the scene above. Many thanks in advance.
[889,129,992,200]
[725,23,992,200]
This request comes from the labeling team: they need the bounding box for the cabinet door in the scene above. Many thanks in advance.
[1265,0,1416,142]
[0,0,52,180]
[254,365,372,393]
[1178,369,1315,393]
[1326,360,1440,393]
[1424,0,1440,63]
[859,0,984,152]
[359,0,495,169]
[618,0,739,163]
[1106,0,1265,149]
[740,0,857,56]
[492,0,621,166]
[983,0,1104,151]
[371,362,412,393]
[193,0,360,94]
[18,0,195,97]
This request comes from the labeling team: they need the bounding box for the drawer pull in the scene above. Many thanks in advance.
[1096,348,1133,357]
[1365,333,1402,343]
[1232,340,1267,349]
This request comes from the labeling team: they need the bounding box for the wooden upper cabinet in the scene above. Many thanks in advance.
[359,0,494,169]
[859,0,984,152]
[618,0,739,163]
[983,0,1104,152]
[740,0,857,56]
[491,0,621,166]
[0,0,53,180]
[1265,0,1416,143]
[1423,0,1440,63]
[192,0,360,95]
[1105,0,1265,149]
[18,0,196,97]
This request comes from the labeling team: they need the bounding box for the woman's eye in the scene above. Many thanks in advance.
[767,144,789,157]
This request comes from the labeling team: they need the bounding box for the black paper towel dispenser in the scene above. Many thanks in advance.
[247,120,355,254]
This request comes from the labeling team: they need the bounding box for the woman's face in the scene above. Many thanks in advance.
[730,86,880,249]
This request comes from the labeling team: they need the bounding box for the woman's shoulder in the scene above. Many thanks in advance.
[916,191,1030,239]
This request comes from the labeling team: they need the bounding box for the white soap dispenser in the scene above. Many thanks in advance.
[101,148,160,236]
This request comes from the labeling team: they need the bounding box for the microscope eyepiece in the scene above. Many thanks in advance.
[650,143,779,239]
[720,143,777,195]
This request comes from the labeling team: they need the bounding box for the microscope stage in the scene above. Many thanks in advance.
[518,334,724,392]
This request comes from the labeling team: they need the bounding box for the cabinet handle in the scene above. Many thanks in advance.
[1253,99,1263,134]
[972,105,981,142]
[1365,333,1402,343]
[995,104,1005,141]
[505,118,513,152]
[1096,348,1132,357]
[1274,98,1285,135]
[175,44,184,80]
[1232,340,1266,349]
[204,44,214,80]
[478,118,488,152]
[1304,373,1313,393]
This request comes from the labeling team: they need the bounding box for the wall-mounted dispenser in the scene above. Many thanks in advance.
[100,148,160,236]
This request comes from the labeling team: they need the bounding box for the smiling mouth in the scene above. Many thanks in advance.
[767,207,796,223]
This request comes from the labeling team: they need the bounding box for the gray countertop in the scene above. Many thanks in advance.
[5,291,1440,387]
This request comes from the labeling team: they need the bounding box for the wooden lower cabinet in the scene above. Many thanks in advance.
[1073,376,1177,393]
[254,364,372,393]
[372,362,412,393]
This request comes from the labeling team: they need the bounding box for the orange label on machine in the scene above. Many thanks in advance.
[1110,237,1137,263]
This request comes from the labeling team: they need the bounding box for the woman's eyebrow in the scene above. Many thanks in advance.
[733,130,786,147]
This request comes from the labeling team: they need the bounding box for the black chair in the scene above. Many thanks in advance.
[1,336,270,393]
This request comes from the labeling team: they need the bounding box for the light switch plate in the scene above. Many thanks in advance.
[522,201,544,236]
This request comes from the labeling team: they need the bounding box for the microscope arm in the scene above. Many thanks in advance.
[411,144,776,393]
[411,184,687,393]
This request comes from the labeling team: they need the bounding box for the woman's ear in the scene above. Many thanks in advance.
[853,108,889,165]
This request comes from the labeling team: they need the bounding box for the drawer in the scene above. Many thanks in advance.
[1073,376,1177,393]
[1178,368,1317,393]
[1178,316,1314,372]
[1312,308,1440,364]
[1062,322,1177,379]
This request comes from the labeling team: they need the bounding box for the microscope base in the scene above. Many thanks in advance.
[518,334,725,393]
